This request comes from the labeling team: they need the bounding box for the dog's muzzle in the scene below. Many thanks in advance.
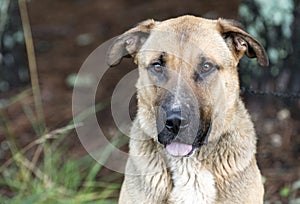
[157,103,210,157]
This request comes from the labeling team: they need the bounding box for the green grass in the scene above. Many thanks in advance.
[0,5,124,201]
[0,90,123,204]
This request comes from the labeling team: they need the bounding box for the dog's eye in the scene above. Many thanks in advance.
[151,62,163,73]
[201,62,214,72]
[194,61,218,82]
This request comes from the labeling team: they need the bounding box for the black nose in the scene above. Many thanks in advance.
[165,112,189,134]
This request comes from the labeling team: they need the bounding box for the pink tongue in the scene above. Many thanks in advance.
[166,142,193,157]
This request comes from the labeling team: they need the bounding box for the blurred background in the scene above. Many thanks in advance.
[0,0,299,203]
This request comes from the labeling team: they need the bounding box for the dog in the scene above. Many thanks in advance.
[106,15,269,204]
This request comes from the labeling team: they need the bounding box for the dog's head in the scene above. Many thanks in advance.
[107,15,268,157]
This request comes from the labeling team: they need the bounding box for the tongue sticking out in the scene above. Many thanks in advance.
[166,142,193,157]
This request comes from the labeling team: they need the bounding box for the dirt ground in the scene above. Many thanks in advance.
[2,0,300,202]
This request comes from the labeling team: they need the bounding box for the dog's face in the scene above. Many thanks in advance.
[107,16,268,157]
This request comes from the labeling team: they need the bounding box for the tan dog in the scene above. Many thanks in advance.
[107,15,269,204]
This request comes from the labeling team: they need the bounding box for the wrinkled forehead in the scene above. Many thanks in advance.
[139,19,233,67]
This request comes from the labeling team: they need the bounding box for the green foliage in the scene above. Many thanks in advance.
[0,90,122,204]
[277,180,300,204]
[238,0,295,85]
[0,0,29,92]
[66,73,97,88]
[280,187,291,197]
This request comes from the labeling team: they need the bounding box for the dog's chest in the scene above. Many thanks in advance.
[168,159,216,204]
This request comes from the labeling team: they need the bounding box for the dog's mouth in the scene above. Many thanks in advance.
[161,122,212,157]
[165,142,194,157]
[156,99,212,157]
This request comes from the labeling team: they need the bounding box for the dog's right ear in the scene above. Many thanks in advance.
[106,19,155,67]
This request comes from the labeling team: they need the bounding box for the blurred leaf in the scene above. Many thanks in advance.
[261,175,266,184]
[13,30,24,43]
[292,180,300,191]
[280,187,291,197]
[290,198,300,204]
[66,73,96,88]
[3,33,15,49]
[76,33,95,46]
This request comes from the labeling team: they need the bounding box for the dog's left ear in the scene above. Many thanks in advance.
[217,18,269,67]
[106,19,156,67]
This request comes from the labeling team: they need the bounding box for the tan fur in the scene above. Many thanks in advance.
[107,15,268,204]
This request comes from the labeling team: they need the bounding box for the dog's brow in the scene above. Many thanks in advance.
[158,53,165,64]
[147,52,165,66]
[199,56,208,64]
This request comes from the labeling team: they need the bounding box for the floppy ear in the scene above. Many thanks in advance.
[106,19,156,67]
[217,18,269,67]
